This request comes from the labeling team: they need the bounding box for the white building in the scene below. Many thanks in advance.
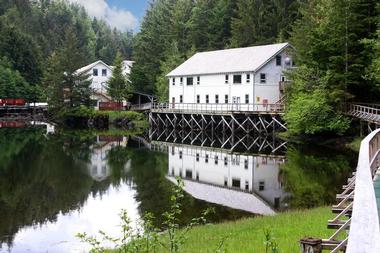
[167,144,289,213]
[167,43,293,112]
[88,136,131,182]
[76,60,134,108]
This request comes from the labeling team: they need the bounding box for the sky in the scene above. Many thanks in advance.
[67,0,150,32]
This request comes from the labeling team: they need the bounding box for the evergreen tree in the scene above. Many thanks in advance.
[155,43,184,102]
[107,52,131,103]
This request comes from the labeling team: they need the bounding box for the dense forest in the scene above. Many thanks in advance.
[0,0,379,135]
[0,0,132,102]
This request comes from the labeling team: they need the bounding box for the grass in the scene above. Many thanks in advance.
[169,207,332,253]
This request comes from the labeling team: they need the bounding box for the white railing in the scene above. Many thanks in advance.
[348,104,380,123]
[151,103,285,113]
[346,129,380,252]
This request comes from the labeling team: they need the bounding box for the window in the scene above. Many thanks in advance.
[232,179,241,188]
[196,95,200,103]
[224,157,228,166]
[276,55,282,66]
[224,178,228,186]
[259,181,265,191]
[179,151,182,159]
[187,77,193,86]
[225,95,228,104]
[260,73,266,83]
[215,95,219,104]
[205,95,209,103]
[244,159,248,169]
[185,170,192,179]
[180,77,183,85]
[196,172,199,181]
[281,75,287,82]
[215,155,218,165]
[171,147,175,156]
[246,74,250,83]
[225,75,229,84]
[245,181,249,190]
[205,154,209,163]
[180,95,183,103]
[245,94,249,104]
[93,68,98,76]
[196,153,199,162]
[172,78,176,86]
[197,76,200,85]
[233,74,242,84]
[102,69,107,76]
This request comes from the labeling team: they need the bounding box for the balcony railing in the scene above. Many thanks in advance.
[151,103,285,114]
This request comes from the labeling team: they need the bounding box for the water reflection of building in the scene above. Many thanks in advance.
[166,143,289,214]
[89,136,130,181]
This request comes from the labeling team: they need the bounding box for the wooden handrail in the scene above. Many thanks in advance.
[151,102,285,113]
[346,129,380,252]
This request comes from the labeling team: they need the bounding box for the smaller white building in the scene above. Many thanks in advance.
[167,43,294,112]
[76,60,134,108]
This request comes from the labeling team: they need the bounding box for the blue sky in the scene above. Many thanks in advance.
[68,0,150,32]
[107,0,150,22]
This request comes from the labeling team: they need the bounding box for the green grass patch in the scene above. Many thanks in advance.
[160,207,332,253]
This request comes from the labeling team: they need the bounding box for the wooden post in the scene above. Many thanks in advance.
[300,238,322,253]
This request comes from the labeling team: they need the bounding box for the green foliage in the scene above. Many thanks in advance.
[0,0,132,102]
[107,52,132,102]
[264,230,279,253]
[155,43,184,102]
[0,57,34,101]
[284,88,350,135]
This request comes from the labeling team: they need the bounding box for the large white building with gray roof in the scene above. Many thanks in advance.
[167,43,293,111]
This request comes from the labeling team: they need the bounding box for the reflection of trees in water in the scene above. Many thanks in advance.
[0,130,94,247]
[281,144,355,208]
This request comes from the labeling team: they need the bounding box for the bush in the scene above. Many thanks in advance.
[284,89,350,135]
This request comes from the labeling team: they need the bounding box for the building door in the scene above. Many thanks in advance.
[232,97,241,110]
[172,97,175,109]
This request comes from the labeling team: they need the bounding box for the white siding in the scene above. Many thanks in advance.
[168,50,292,111]
[167,144,288,209]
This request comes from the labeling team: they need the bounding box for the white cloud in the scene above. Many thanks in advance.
[67,0,137,31]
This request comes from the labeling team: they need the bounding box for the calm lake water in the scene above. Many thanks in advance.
[0,126,356,252]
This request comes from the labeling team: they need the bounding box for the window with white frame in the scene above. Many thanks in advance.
[180,95,183,103]
[233,74,242,84]
[196,95,200,103]
[246,74,250,83]
[102,69,107,76]
[197,76,200,85]
[245,94,249,104]
[260,73,266,83]
[205,95,209,103]
[172,78,175,85]
[93,68,98,76]
[225,94,228,103]
[180,77,183,85]
[215,95,219,104]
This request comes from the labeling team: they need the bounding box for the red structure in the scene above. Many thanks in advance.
[98,102,123,111]
[0,99,26,106]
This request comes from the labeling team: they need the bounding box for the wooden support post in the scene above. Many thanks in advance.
[300,238,322,253]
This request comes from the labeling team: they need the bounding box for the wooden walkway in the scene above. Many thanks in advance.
[347,104,380,129]
[301,129,380,253]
